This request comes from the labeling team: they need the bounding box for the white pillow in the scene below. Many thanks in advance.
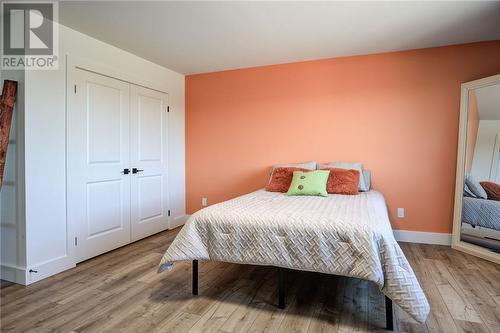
[362,169,371,191]
[317,162,368,191]
[268,161,317,183]
[463,182,477,198]
[465,175,487,199]
[271,161,316,172]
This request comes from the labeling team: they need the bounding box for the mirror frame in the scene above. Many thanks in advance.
[452,73,500,264]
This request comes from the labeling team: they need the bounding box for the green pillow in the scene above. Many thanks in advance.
[287,170,329,197]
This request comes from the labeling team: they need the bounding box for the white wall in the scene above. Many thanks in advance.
[21,24,185,284]
[471,120,500,182]
[0,69,27,284]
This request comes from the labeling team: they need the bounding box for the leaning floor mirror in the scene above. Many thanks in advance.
[453,73,500,264]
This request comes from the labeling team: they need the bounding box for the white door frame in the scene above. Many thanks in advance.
[66,55,171,264]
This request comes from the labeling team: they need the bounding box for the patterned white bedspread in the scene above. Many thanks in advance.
[159,190,429,323]
[462,196,500,231]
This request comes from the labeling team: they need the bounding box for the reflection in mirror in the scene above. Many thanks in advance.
[462,84,500,253]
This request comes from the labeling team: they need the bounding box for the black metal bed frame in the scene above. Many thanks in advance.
[191,260,393,331]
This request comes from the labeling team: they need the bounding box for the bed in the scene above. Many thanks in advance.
[159,189,430,327]
[462,196,500,231]
[461,196,500,252]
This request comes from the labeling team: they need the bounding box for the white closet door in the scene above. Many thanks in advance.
[130,85,169,241]
[69,69,131,262]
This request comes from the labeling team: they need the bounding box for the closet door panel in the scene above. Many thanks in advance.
[137,175,164,219]
[130,85,169,241]
[68,69,131,263]
[138,95,163,161]
[86,180,124,237]
[87,83,123,163]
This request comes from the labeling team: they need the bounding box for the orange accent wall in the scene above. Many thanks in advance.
[186,41,500,233]
[466,91,479,173]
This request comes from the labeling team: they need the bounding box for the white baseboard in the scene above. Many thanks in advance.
[1,264,27,285]
[393,230,452,245]
[169,214,189,229]
[26,255,76,285]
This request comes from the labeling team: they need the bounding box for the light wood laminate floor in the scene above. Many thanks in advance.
[1,228,499,333]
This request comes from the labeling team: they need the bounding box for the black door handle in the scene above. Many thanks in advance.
[132,168,144,174]
[122,168,130,175]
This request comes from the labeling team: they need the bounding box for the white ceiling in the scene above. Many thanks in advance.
[476,84,500,120]
[59,1,500,75]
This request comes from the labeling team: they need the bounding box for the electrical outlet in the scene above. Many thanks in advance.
[397,208,405,218]
[202,197,208,207]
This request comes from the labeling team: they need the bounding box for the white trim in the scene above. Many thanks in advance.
[169,215,189,229]
[26,256,75,285]
[0,264,27,285]
[68,54,169,95]
[452,73,500,263]
[393,230,452,245]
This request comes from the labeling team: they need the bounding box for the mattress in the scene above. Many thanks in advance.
[159,189,429,323]
[462,196,500,231]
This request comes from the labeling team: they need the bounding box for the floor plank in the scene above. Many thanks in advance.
[1,229,499,333]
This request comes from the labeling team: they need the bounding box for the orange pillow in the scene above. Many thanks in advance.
[321,168,360,195]
[480,181,500,201]
[265,167,309,193]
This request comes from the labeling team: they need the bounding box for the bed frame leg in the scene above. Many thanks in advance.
[278,267,285,309]
[385,296,393,331]
[192,260,198,295]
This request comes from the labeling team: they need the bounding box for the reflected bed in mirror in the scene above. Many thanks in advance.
[453,74,500,263]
